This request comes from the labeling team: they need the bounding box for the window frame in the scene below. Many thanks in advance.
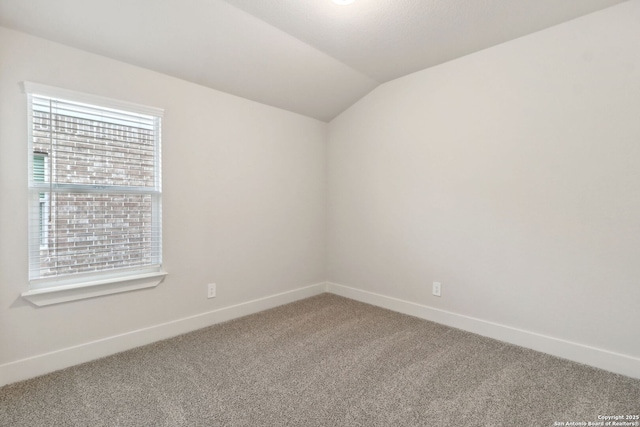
[22,82,167,306]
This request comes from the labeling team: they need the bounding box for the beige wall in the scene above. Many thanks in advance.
[0,27,326,367]
[327,1,640,359]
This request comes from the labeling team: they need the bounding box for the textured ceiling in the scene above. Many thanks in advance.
[0,0,629,121]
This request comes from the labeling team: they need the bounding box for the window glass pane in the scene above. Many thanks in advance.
[32,102,157,188]
[35,192,159,279]
[33,154,46,182]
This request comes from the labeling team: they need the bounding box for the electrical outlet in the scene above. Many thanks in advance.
[432,282,441,297]
[207,283,216,299]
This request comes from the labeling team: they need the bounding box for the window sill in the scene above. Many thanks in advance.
[22,271,168,306]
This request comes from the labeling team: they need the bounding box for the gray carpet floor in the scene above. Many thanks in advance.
[1,294,638,426]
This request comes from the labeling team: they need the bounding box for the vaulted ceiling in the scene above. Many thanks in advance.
[0,0,628,121]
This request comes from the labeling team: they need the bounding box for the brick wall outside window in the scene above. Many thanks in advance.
[33,111,156,278]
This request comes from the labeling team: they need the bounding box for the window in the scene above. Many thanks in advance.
[33,152,49,249]
[24,83,166,304]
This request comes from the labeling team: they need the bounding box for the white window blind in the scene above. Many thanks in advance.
[25,83,164,290]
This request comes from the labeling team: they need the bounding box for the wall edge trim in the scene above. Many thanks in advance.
[326,282,640,379]
[0,282,327,387]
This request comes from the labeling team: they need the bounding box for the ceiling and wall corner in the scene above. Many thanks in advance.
[0,0,629,121]
[222,0,629,82]
[0,0,377,122]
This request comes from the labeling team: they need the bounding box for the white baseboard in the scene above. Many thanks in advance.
[3,281,638,387]
[326,282,640,380]
[0,282,326,387]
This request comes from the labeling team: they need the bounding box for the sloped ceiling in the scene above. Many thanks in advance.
[0,0,629,121]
